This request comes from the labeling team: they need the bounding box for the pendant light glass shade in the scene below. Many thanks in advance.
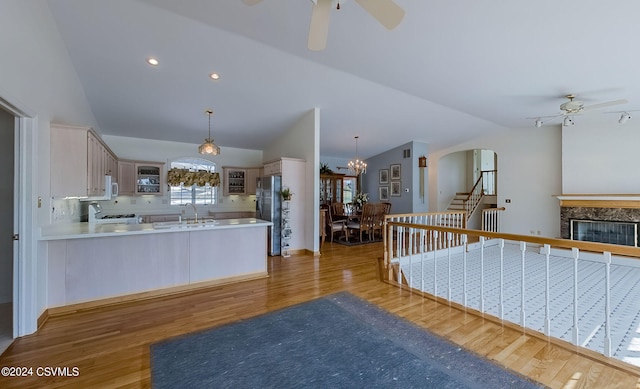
[348,136,367,176]
[199,110,220,155]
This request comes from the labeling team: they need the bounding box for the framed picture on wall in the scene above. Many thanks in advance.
[379,186,389,201]
[379,169,389,184]
[390,164,401,180]
[391,181,401,197]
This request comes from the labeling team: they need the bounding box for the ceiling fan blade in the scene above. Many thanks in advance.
[354,0,405,30]
[582,99,628,111]
[308,0,332,51]
[242,0,263,5]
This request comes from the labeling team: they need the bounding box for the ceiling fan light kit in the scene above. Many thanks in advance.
[619,112,632,124]
[563,116,574,126]
[532,94,630,127]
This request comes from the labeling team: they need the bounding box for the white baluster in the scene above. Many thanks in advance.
[462,234,468,306]
[433,230,438,296]
[499,238,504,320]
[480,236,485,312]
[520,241,526,328]
[543,244,551,336]
[447,232,452,301]
[420,229,425,292]
[604,251,612,357]
[572,247,580,346]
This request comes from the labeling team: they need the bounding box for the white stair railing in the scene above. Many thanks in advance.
[481,207,505,233]
[382,220,640,367]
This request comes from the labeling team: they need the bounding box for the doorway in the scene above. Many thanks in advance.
[0,107,14,354]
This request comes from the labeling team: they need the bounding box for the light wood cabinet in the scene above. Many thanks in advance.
[50,124,118,198]
[222,167,247,196]
[263,160,282,176]
[246,167,262,195]
[117,160,135,196]
[135,162,164,195]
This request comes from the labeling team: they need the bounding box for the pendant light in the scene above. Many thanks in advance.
[198,109,220,155]
[347,136,367,176]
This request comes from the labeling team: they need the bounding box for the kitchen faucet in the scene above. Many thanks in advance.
[184,203,198,223]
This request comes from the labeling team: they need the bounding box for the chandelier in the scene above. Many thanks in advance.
[198,109,220,155]
[348,136,367,176]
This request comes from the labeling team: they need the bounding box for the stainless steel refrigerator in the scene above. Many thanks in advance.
[256,175,282,256]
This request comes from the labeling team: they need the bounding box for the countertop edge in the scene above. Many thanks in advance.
[40,218,273,241]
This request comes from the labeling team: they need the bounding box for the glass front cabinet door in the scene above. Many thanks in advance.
[135,163,164,195]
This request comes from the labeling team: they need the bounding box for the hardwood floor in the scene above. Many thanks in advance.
[1,242,639,388]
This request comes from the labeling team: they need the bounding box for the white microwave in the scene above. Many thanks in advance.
[80,175,119,201]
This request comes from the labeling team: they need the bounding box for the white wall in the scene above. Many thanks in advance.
[263,108,319,253]
[562,121,640,193]
[0,0,99,334]
[429,125,562,238]
[436,151,467,211]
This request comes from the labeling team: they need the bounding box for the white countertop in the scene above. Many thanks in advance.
[40,218,273,240]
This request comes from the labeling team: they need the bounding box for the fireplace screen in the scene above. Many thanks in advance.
[571,220,638,247]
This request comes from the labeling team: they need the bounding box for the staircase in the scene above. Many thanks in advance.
[447,193,468,212]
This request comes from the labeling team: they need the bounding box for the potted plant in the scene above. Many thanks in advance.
[281,187,293,201]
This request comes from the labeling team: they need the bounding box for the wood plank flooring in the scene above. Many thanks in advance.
[0,242,639,388]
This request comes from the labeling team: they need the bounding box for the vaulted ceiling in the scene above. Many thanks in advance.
[48,0,640,159]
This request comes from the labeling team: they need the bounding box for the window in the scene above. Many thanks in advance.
[169,158,217,205]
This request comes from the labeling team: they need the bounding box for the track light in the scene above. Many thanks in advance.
[619,112,632,124]
[534,119,543,128]
[563,116,574,126]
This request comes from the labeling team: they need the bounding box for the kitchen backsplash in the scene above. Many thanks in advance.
[51,194,257,223]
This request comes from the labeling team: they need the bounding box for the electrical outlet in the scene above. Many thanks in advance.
[505,199,511,203]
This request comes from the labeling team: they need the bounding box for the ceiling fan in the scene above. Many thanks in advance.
[242,0,405,51]
[531,94,628,127]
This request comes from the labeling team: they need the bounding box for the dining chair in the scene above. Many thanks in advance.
[346,203,376,242]
[325,205,347,242]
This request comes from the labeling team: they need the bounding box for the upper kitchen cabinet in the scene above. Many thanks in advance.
[135,162,164,195]
[50,124,118,198]
[117,160,136,196]
[222,167,247,196]
[246,167,262,195]
[220,167,261,196]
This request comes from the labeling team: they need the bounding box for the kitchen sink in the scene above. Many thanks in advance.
[153,219,218,229]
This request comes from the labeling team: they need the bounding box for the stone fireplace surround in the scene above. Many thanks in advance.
[558,195,640,240]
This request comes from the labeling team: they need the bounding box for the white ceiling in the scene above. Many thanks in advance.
[48,0,640,160]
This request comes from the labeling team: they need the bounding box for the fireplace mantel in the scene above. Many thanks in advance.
[556,194,640,209]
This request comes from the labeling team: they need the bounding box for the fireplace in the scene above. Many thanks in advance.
[558,195,640,247]
[571,219,638,247]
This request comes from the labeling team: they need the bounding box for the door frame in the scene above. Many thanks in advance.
[0,94,37,337]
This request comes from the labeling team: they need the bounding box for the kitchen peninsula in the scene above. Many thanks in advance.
[41,218,271,310]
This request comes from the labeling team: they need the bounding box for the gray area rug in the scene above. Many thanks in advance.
[151,292,545,388]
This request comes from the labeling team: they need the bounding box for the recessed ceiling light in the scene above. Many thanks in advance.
[146,57,159,66]
[209,72,220,80]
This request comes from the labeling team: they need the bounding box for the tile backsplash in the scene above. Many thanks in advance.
[50,194,256,223]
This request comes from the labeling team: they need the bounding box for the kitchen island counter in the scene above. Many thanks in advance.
[40,218,272,240]
[44,218,271,310]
